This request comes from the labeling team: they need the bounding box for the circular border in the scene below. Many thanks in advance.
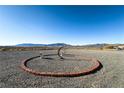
[20,56,102,77]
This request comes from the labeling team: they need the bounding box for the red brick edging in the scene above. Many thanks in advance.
[20,56,102,77]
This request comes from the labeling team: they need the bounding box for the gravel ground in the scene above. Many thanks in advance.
[0,49,124,88]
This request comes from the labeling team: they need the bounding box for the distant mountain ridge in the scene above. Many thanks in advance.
[82,43,108,48]
[16,43,70,47]
[15,43,124,48]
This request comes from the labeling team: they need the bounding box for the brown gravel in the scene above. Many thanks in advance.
[0,49,124,88]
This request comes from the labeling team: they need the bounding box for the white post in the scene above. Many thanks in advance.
[39,52,43,59]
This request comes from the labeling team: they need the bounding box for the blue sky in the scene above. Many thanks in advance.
[0,6,124,45]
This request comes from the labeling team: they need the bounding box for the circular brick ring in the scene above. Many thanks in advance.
[21,55,102,77]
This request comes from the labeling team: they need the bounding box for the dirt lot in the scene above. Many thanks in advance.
[0,49,124,88]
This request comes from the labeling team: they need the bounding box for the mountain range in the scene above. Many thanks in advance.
[16,43,70,47]
[15,43,124,48]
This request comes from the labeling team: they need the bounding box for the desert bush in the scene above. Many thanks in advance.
[104,45,114,49]
[0,48,8,51]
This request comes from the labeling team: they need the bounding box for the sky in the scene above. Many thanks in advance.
[0,6,124,45]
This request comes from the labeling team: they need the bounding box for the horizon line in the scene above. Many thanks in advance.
[0,42,123,46]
